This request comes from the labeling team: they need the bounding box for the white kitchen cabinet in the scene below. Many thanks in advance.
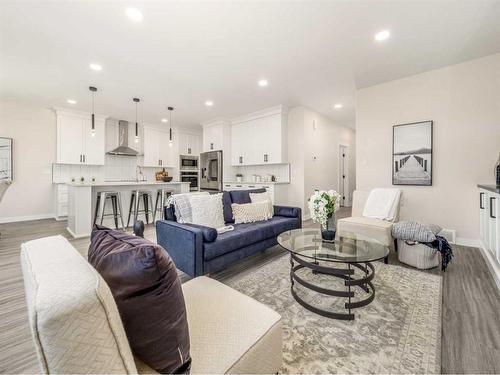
[203,123,224,151]
[56,109,106,165]
[479,187,500,265]
[143,127,174,167]
[231,106,287,166]
[53,183,68,220]
[179,132,201,155]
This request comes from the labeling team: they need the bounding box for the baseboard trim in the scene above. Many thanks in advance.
[0,213,54,224]
[65,226,89,239]
[455,237,481,247]
[477,240,500,291]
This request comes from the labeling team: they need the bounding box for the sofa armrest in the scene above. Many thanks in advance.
[274,205,302,221]
[156,220,204,277]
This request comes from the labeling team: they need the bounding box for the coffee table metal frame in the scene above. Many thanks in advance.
[279,231,388,321]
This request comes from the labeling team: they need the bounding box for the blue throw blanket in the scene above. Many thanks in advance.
[424,235,453,271]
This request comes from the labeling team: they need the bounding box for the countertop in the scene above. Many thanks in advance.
[223,181,290,185]
[65,181,189,187]
[478,184,500,194]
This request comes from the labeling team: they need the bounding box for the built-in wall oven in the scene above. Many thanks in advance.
[181,171,199,192]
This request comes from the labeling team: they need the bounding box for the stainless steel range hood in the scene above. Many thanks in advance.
[106,120,140,156]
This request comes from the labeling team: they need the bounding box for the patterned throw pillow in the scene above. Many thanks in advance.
[232,201,273,224]
[392,221,443,243]
[189,193,225,229]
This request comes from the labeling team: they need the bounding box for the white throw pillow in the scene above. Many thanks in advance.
[249,192,274,219]
[188,193,225,229]
[232,201,273,224]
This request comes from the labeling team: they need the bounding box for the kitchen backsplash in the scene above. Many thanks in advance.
[52,155,176,183]
[230,164,290,183]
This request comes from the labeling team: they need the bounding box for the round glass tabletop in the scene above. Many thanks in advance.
[277,228,389,263]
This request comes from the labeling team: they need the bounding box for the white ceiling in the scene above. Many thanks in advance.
[1,0,500,130]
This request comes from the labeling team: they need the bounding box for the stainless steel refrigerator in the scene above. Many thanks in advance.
[200,150,223,192]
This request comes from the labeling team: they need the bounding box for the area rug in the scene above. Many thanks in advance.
[222,253,442,374]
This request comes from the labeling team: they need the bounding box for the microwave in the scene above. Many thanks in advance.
[180,155,198,169]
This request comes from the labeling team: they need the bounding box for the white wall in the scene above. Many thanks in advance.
[356,53,500,240]
[287,106,356,216]
[0,100,56,221]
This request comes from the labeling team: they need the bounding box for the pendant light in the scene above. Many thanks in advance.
[168,106,174,147]
[133,98,140,143]
[89,86,97,137]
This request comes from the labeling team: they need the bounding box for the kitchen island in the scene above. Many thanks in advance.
[66,181,190,238]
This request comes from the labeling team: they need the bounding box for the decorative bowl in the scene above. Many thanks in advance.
[162,176,173,182]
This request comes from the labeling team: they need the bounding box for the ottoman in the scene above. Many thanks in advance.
[397,239,439,269]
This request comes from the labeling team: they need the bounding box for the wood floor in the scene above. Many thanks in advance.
[1,211,499,374]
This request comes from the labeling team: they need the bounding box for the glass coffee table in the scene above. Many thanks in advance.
[277,228,389,320]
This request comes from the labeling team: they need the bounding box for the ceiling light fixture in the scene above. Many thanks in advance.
[205,100,213,107]
[258,79,268,87]
[374,30,390,42]
[89,63,102,71]
[334,103,343,109]
[168,107,174,147]
[161,118,168,123]
[89,86,97,137]
[125,7,143,22]
[67,99,77,104]
[133,98,140,143]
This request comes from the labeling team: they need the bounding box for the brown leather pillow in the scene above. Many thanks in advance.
[88,225,191,373]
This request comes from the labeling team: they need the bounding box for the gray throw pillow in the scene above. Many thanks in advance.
[392,221,442,243]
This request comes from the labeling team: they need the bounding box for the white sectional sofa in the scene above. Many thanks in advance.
[20,235,283,374]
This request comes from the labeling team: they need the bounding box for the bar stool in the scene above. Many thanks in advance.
[127,190,154,227]
[153,188,174,222]
[93,191,125,230]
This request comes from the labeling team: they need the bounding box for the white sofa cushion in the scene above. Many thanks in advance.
[189,193,226,228]
[182,276,282,374]
[337,216,393,246]
[20,235,138,374]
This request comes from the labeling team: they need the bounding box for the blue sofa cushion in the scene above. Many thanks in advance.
[229,188,266,204]
[203,216,298,260]
[221,191,234,224]
[183,223,218,242]
[274,206,301,218]
[164,205,176,221]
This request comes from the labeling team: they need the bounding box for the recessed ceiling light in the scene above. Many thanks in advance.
[374,30,390,42]
[67,99,77,104]
[258,79,268,87]
[161,118,168,123]
[125,7,143,22]
[205,100,214,107]
[334,103,343,109]
[89,63,102,71]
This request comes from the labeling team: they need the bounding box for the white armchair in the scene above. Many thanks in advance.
[337,190,401,263]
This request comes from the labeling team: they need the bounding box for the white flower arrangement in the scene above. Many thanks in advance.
[308,189,341,229]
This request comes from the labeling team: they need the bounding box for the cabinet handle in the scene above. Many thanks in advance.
[83,154,86,163]
[210,143,214,150]
[239,156,243,164]
[236,185,243,187]
[248,185,255,188]
[80,155,82,163]
[490,197,496,219]
[480,192,485,209]
[264,154,268,162]
[188,148,191,154]
[263,186,270,188]
[224,184,230,187]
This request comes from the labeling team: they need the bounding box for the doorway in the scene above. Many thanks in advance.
[338,145,350,207]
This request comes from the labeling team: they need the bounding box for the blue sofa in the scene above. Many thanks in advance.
[156,189,302,277]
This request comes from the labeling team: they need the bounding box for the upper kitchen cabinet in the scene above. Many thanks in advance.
[142,126,175,168]
[56,109,106,165]
[178,131,201,155]
[231,106,288,166]
[202,120,227,152]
